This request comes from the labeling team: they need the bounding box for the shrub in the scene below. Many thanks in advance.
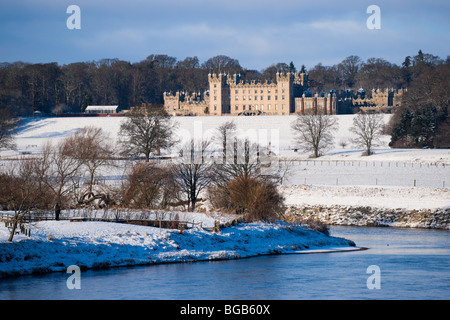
[223,175,285,222]
[121,162,176,209]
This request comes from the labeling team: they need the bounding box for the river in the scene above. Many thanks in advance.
[0,226,449,300]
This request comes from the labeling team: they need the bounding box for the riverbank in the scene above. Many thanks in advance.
[0,220,356,278]
[286,205,450,229]
[281,185,450,229]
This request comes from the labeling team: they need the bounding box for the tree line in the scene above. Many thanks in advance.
[1,51,448,117]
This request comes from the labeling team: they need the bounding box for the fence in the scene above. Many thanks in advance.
[279,159,449,188]
[0,211,210,232]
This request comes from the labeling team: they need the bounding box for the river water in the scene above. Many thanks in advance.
[0,226,449,300]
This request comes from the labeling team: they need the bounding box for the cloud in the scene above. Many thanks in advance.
[1,0,449,69]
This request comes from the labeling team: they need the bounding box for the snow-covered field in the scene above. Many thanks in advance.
[2,114,449,209]
[0,114,449,277]
[3,114,449,163]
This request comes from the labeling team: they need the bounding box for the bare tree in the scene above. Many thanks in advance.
[67,126,114,199]
[173,139,214,211]
[219,137,267,180]
[41,139,83,212]
[350,112,385,155]
[214,120,237,163]
[0,158,50,242]
[339,139,349,149]
[291,112,338,158]
[119,105,178,162]
[122,161,175,209]
[0,109,19,150]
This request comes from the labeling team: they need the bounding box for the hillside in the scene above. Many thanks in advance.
[3,114,450,162]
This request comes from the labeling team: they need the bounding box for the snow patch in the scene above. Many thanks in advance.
[0,220,355,278]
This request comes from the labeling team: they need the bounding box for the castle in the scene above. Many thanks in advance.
[164,72,405,116]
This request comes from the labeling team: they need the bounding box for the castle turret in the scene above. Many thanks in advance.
[208,73,230,115]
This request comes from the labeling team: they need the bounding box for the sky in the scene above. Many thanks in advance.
[0,0,449,71]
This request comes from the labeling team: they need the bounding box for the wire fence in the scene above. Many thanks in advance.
[280,159,449,189]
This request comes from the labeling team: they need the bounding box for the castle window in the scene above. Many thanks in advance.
[254,96,258,100]
[275,96,278,100]
[243,105,246,110]
[235,90,238,94]
[249,105,252,110]
[255,90,258,94]
[261,104,264,110]
[214,96,217,101]
[235,105,238,111]
[268,96,271,100]
[249,96,252,100]
[268,105,271,110]
[214,90,217,94]
[282,95,285,100]
[260,96,263,100]
[214,105,217,111]
[214,84,217,88]
[243,96,246,100]
[235,96,239,101]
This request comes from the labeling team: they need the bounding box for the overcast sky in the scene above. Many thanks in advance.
[1,0,449,70]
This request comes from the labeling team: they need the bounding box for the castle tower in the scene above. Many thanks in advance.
[276,72,294,114]
[208,73,230,115]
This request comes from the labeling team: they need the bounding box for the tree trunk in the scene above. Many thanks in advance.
[7,215,19,242]
[314,148,319,158]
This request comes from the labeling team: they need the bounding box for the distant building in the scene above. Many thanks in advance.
[85,105,119,114]
[164,73,405,116]
[353,88,407,113]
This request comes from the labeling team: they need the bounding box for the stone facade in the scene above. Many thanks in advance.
[353,88,407,112]
[164,73,405,116]
[163,91,209,116]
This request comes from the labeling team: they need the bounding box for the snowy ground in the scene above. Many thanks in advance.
[2,114,448,208]
[0,220,356,277]
[3,115,450,165]
[0,115,449,277]
[280,185,449,210]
